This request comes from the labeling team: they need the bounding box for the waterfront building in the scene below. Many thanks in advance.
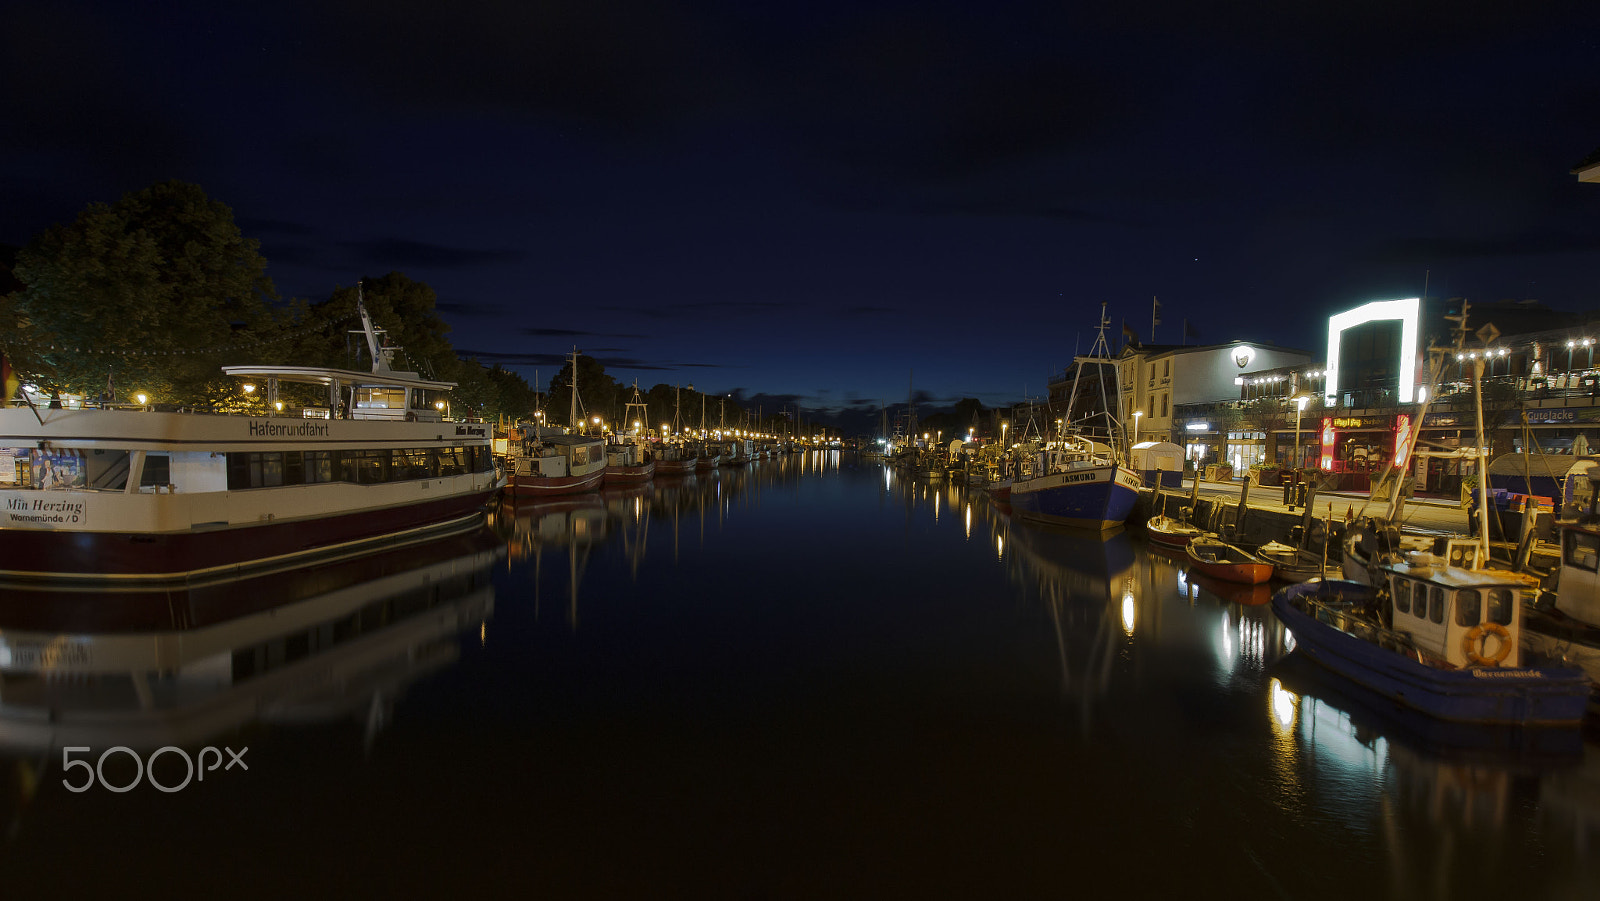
[1048,339,1314,470]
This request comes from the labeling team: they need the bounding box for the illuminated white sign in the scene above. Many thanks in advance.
[1325,298,1420,405]
[1185,422,1210,431]
[1232,344,1256,369]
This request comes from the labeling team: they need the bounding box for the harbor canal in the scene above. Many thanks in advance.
[3,450,1598,897]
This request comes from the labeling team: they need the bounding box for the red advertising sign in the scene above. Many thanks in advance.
[1319,417,1335,470]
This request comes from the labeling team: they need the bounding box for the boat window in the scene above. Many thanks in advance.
[392,448,432,480]
[139,454,172,488]
[437,447,467,477]
[1393,578,1411,614]
[1564,531,1600,573]
[256,452,284,487]
[304,451,334,483]
[1455,589,1481,627]
[1486,589,1514,626]
[349,450,388,485]
[355,386,406,410]
[1429,586,1446,624]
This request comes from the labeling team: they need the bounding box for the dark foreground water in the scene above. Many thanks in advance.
[3,451,1598,898]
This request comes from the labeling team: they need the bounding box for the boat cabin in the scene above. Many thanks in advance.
[221,365,454,422]
[1384,548,1526,668]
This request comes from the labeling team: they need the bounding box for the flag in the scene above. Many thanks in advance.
[1152,297,1161,327]
[1122,321,1138,345]
[1184,320,1200,340]
[1,353,17,403]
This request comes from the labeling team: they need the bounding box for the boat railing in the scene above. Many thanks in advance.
[1294,592,1430,664]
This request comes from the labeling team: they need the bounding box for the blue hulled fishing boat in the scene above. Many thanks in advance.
[1009,304,1142,531]
[1271,558,1589,727]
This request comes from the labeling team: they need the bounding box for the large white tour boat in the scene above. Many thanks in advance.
[0,299,503,582]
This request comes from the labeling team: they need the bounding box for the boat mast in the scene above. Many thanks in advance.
[568,346,581,431]
[624,380,647,438]
[1066,302,1123,461]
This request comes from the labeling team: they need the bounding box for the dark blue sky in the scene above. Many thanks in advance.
[4,1,1597,419]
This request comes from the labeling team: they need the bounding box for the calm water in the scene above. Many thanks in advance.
[4,451,1599,898]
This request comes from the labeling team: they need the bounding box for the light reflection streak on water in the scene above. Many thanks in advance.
[964,503,971,540]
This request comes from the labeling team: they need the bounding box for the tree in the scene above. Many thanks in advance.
[5,181,284,404]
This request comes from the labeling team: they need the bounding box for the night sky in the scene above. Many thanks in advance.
[3,1,1597,421]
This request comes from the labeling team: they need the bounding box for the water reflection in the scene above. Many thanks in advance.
[883,469,1600,895]
[0,519,501,838]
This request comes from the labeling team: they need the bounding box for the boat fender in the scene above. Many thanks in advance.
[1462,622,1512,666]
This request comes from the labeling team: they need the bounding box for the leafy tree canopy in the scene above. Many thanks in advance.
[5,180,285,403]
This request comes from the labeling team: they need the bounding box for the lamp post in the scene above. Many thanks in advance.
[1294,394,1310,470]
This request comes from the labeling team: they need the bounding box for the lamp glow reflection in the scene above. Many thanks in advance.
[1121,593,1136,635]
[1269,678,1298,730]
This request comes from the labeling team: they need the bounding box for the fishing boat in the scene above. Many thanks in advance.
[603,383,655,485]
[1271,565,1590,727]
[692,393,721,470]
[1009,306,1141,530]
[0,294,502,583]
[1186,535,1275,585]
[506,348,606,498]
[652,385,696,476]
[721,438,755,466]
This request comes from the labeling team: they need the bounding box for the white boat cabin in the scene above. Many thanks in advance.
[1383,540,1528,668]
[1554,518,1600,628]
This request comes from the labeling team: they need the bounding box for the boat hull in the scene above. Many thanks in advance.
[508,467,605,498]
[1009,464,1140,531]
[1271,581,1590,727]
[654,458,696,476]
[0,489,498,582]
[604,462,656,485]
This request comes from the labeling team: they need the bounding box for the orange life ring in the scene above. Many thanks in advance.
[1462,621,1512,666]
